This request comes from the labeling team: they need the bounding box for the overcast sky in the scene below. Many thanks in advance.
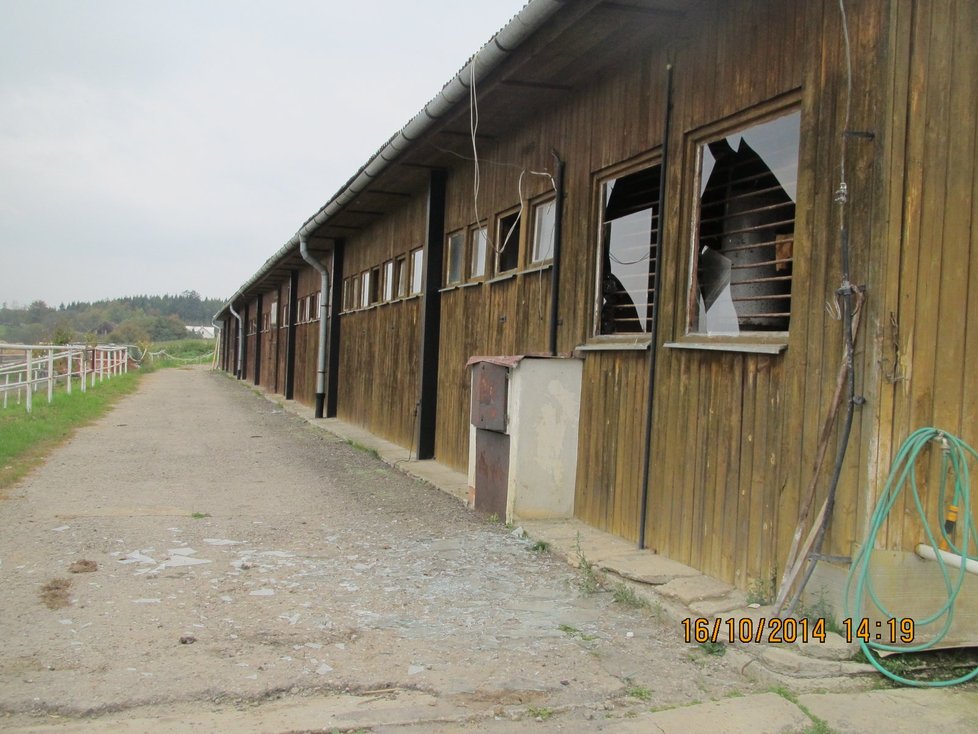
[0,0,528,308]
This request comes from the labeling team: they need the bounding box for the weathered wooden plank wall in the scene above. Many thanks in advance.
[259,288,279,393]
[293,267,322,407]
[868,0,978,552]
[336,196,427,448]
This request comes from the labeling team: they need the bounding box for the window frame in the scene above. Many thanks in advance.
[382,260,394,302]
[590,153,663,341]
[495,207,522,275]
[445,231,465,286]
[395,255,408,299]
[681,99,801,345]
[529,195,557,266]
[468,223,488,281]
[311,290,321,321]
[410,247,424,294]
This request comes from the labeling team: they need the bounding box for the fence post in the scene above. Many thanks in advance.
[47,348,54,404]
[25,349,32,414]
[66,350,72,395]
[81,348,87,392]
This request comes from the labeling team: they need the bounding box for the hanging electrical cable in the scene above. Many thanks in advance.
[780,0,867,616]
[846,428,978,687]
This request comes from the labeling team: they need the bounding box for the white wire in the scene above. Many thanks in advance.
[836,0,852,202]
[468,50,557,260]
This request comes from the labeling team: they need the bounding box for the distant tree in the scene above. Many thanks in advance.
[110,321,150,344]
[51,323,75,345]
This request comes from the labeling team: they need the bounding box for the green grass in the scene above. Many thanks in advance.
[612,582,649,608]
[624,685,652,701]
[699,640,726,656]
[1,371,143,493]
[558,623,597,642]
[574,532,600,594]
[526,706,553,721]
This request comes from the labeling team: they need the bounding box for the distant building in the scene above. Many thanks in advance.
[186,325,215,339]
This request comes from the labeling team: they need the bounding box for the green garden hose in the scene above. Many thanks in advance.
[845,427,978,687]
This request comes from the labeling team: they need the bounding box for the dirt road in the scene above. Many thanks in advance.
[0,367,760,731]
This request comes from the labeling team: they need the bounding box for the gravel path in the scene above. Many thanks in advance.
[0,367,759,730]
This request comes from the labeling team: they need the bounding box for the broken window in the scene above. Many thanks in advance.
[531,198,556,265]
[396,255,408,298]
[470,225,488,279]
[369,267,381,305]
[496,210,521,273]
[446,232,464,285]
[596,162,662,335]
[691,109,800,334]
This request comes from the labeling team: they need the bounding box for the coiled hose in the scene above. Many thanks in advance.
[845,427,978,686]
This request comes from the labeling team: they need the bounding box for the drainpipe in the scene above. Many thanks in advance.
[638,64,674,550]
[228,303,243,379]
[299,233,329,418]
[211,319,222,370]
[548,151,565,356]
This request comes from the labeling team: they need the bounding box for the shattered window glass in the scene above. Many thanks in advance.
[597,163,661,335]
[693,110,800,334]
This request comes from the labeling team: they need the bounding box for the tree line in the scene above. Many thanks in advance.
[0,291,224,345]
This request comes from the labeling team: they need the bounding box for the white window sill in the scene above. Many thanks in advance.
[575,339,651,353]
[664,340,787,355]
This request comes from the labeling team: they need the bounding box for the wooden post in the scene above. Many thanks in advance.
[81,348,87,392]
[25,349,32,414]
[66,350,72,395]
[47,348,54,404]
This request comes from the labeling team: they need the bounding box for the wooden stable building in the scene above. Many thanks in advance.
[216,0,978,624]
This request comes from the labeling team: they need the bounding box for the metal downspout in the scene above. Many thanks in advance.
[638,64,673,549]
[211,319,222,370]
[548,152,565,356]
[228,303,243,379]
[299,233,329,418]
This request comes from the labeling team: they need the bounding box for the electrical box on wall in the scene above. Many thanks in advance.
[467,355,582,524]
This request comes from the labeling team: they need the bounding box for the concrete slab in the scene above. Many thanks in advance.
[604,692,810,734]
[601,551,701,585]
[689,592,750,617]
[798,688,978,734]
[658,574,735,604]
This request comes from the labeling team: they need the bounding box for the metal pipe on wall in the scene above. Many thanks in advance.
[638,64,674,550]
[228,303,243,379]
[549,152,565,356]
[299,233,329,418]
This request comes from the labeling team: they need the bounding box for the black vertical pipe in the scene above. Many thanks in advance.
[549,152,565,356]
[285,270,298,400]
[416,169,447,460]
[326,240,344,418]
[638,64,674,550]
[253,294,263,386]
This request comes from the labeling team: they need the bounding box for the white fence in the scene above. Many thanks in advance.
[0,344,129,414]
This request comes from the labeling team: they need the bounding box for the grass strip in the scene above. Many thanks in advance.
[0,371,145,494]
